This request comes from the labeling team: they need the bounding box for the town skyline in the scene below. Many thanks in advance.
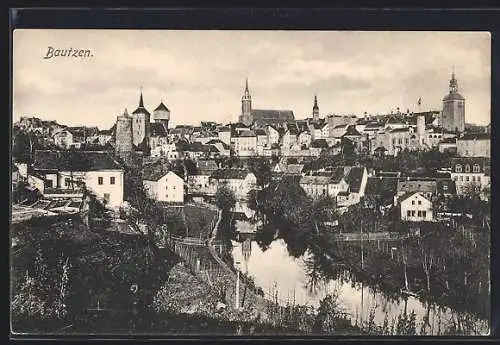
[13,30,491,130]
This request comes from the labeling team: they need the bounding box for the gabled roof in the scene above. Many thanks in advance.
[255,129,267,136]
[142,163,171,181]
[32,150,122,171]
[342,125,362,137]
[398,191,432,204]
[154,102,170,112]
[211,169,252,180]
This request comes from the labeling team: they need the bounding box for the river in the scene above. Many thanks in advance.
[230,224,490,336]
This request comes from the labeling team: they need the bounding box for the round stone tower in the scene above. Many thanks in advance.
[115,108,133,158]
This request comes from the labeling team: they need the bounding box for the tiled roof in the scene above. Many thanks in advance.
[154,102,170,112]
[142,164,171,181]
[457,133,490,141]
[311,139,329,148]
[32,150,122,171]
[389,128,410,133]
[397,180,437,194]
[211,169,251,180]
[365,177,398,196]
[132,106,151,116]
[345,167,365,193]
[342,125,362,137]
[251,109,295,125]
[443,91,465,101]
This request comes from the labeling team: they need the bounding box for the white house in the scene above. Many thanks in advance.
[143,170,184,203]
[399,192,434,222]
[456,133,490,158]
[450,157,490,198]
[31,150,124,208]
[211,169,258,200]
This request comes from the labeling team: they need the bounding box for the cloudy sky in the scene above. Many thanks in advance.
[13,30,490,130]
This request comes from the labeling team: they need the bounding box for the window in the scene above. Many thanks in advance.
[45,180,53,188]
[411,210,416,217]
[472,176,476,182]
[110,176,115,185]
[465,165,470,173]
[166,194,169,198]
[98,177,103,185]
[422,211,427,218]
[65,178,71,187]
[473,164,480,173]
[459,176,463,182]
[455,164,462,173]
[412,200,415,205]
[417,211,422,217]
[466,176,470,182]
[392,138,396,145]
[407,210,412,217]
[398,138,402,145]
[418,200,422,205]
[405,138,409,145]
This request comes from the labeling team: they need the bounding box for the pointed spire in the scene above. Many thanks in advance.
[449,67,458,93]
[313,94,319,109]
[139,86,144,108]
[123,108,129,117]
[245,78,249,92]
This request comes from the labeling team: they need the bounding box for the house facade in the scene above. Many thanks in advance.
[399,192,434,222]
[143,171,184,203]
[31,150,124,207]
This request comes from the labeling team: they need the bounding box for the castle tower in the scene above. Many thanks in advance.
[441,69,465,133]
[131,88,151,147]
[153,99,170,131]
[115,108,133,159]
[312,94,319,122]
[239,78,253,126]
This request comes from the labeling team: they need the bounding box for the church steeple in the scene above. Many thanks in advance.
[240,78,252,125]
[139,86,145,107]
[312,94,319,121]
[449,67,458,94]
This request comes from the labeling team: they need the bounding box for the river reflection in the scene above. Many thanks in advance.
[231,230,489,335]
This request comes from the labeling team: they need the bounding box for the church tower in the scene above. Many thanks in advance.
[239,79,253,126]
[312,94,319,122]
[131,88,151,147]
[441,69,465,133]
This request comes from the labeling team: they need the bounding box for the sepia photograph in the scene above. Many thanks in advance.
[10,29,491,336]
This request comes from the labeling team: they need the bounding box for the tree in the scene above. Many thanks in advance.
[12,130,33,164]
[247,157,272,187]
[214,184,236,212]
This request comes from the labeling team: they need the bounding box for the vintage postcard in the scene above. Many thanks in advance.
[11,29,491,336]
